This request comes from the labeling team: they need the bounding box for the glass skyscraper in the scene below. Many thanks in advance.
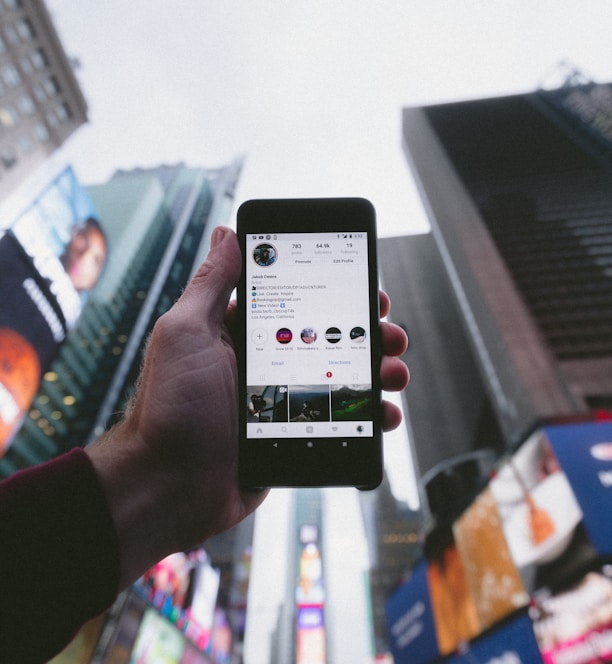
[0,159,242,475]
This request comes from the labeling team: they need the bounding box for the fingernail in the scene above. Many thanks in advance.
[211,226,226,248]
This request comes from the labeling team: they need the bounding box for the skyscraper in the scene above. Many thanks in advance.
[381,77,612,518]
[359,475,422,656]
[0,0,87,202]
[381,76,612,664]
[0,159,242,475]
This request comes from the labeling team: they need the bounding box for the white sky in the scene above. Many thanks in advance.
[48,0,612,239]
[43,2,612,661]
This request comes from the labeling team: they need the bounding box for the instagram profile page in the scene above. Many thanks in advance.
[246,231,374,439]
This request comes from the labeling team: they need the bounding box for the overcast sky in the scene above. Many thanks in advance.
[43,3,612,660]
[47,0,612,239]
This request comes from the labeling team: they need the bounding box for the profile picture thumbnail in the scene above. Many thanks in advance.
[301,327,317,344]
[325,327,342,344]
[276,328,293,344]
[350,326,366,343]
[253,243,277,267]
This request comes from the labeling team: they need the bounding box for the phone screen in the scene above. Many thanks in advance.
[245,230,374,438]
[237,198,382,488]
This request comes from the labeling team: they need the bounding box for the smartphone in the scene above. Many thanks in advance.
[237,198,383,489]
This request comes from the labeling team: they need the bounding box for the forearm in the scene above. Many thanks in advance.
[86,419,186,590]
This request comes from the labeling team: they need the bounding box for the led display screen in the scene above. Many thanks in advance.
[0,167,107,454]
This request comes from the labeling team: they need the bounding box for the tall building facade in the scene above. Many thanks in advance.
[380,78,612,664]
[380,233,503,522]
[0,0,87,202]
[0,159,242,475]
[382,78,612,518]
[268,490,328,664]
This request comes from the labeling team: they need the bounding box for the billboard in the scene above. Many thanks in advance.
[426,540,480,655]
[386,562,440,664]
[545,421,612,555]
[531,568,612,664]
[386,421,612,663]
[0,166,107,454]
[130,608,186,664]
[453,486,529,632]
[138,549,221,653]
[446,611,541,663]
[489,428,585,594]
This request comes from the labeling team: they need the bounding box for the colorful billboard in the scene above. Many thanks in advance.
[295,522,326,664]
[453,486,530,632]
[426,540,480,655]
[130,608,186,663]
[386,420,612,663]
[531,568,612,664]
[138,549,221,654]
[0,166,107,454]
[489,428,585,593]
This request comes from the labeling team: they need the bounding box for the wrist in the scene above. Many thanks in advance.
[86,420,182,589]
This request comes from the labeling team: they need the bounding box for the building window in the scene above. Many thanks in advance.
[0,145,17,169]
[46,110,58,128]
[16,94,35,115]
[31,48,48,70]
[55,102,71,122]
[19,54,33,76]
[43,76,60,97]
[15,18,34,41]
[33,81,46,102]
[33,121,49,142]
[3,25,19,46]
[2,63,21,87]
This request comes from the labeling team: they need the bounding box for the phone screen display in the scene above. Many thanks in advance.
[237,198,382,489]
[245,230,374,439]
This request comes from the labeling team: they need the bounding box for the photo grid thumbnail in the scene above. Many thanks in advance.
[246,384,374,423]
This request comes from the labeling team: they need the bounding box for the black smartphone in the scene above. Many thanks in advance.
[237,197,383,489]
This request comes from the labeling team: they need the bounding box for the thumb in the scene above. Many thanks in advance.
[179,226,241,327]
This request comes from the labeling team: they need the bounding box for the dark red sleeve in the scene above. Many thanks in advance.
[0,447,120,662]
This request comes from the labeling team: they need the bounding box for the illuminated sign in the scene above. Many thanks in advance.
[0,166,107,455]
[295,521,326,664]
[446,611,541,663]
[545,421,612,555]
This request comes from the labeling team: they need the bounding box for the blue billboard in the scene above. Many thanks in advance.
[545,421,612,555]
[386,562,439,664]
[446,611,541,663]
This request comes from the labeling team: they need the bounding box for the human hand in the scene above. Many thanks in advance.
[88,226,409,588]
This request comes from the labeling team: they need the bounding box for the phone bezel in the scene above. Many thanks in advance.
[236,197,383,490]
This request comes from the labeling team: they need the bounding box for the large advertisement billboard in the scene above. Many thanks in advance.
[0,166,107,455]
[545,421,612,555]
[386,420,612,664]
[386,562,440,664]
